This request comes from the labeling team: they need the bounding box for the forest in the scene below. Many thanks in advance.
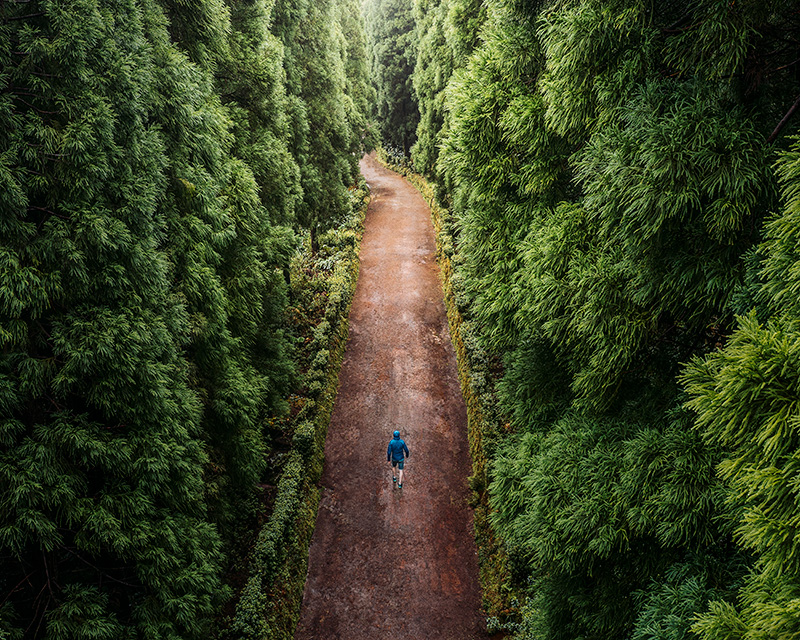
[369,0,800,638]
[3,0,800,639]
[1,0,371,637]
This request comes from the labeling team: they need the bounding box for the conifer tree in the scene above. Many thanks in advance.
[439,0,569,353]
[142,1,294,538]
[0,1,224,636]
[272,0,355,241]
[364,0,419,156]
[219,0,301,226]
[684,138,800,640]
[157,0,231,69]
[337,0,378,172]
[2,0,374,636]
[411,0,484,178]
[409,0,800,638]
[411,0,453,177]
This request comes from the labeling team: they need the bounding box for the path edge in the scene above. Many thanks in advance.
[223,180,368,640]
[375,149,518,631]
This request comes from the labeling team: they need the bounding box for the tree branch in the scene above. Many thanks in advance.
[0,571,36,608]
[767,92,800,143]
[5,11,45,21]
[772,56,800,73]
[662,12,693,33]
[60,546,140,588]
[13,95,58,115]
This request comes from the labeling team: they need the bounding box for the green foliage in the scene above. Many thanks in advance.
[537,0,655,140]
[491,406,724,562]
[147,0,297,536]
[410,0,484,178]
[411,0,452,176]
[518,78,772,409]
[272,0,368,239]
[446,0,486,65]
[606,552,743,640]
[157,0,231,68]
[496,338,571,432]
[219,0,301,226]
[228,448,305,640]
[0,0,372,636]
[381,0,800,638]
[338,0,379,158]
[221,182,367,640]
[438,0,570,359]
[761,140,800,318]
[664,0,770,81]
[487,399,737,637]
[365,0,420,155]
[0,1,229,636]
[683,139,800,635]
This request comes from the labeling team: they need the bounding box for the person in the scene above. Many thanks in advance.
[387,430,410,488]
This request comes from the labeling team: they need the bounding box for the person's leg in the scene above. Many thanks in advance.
[398,460,404,487]
[391,460,397,483]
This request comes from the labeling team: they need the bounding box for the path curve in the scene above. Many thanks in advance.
[294,153,487,639]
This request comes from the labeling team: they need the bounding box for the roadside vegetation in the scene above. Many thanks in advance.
[0,1,370,637]
[368,1,800,638]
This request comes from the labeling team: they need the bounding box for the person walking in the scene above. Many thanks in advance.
[387,430,410,488]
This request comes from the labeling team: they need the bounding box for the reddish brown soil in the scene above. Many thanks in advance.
[294,153,488,639]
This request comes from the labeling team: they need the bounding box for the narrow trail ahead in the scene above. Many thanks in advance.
[295,154,487,639]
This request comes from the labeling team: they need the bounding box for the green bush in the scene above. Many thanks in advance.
[219,179,367,640]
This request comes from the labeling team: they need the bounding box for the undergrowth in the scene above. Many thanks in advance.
[214,179,368,639]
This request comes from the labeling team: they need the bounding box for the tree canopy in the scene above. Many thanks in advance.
[0,0,371,636]
[368,0,800,638]
[364,0,420,156]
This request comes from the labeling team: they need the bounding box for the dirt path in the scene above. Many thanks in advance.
[294,153,487,639]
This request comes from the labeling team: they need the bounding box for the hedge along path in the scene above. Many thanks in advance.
[295,153,487,639]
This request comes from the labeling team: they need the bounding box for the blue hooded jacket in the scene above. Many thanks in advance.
[387,435,410,462]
